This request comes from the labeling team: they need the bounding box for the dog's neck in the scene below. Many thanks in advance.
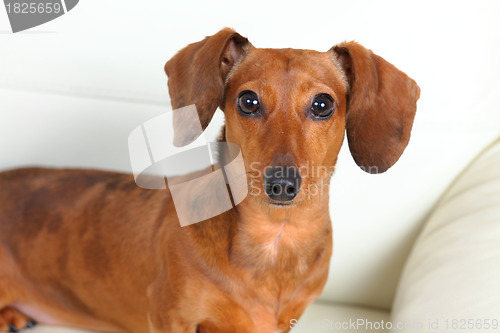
[184,192,332,292]
[229,194,331,271]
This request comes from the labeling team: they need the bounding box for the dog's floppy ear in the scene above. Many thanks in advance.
[165,28,252,146]
[331,42,420,173]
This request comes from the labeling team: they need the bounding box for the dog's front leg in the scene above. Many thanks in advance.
[145,270,189,333]
[146,272,258,333]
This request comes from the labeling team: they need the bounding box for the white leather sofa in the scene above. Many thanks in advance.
[1,1,499,332]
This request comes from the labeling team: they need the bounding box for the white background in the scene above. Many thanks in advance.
[1,0,500,310]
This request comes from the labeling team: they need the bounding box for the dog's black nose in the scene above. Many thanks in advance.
[264,166,301,202]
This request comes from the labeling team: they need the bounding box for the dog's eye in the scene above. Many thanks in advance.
[311,94,335,119]
[237,90,260,115]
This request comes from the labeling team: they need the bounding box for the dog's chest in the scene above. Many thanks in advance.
[236,289,314,333]
[223,266,323,333]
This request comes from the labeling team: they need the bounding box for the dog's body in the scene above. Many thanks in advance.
[1,167,329,333]
[0,29,419,333]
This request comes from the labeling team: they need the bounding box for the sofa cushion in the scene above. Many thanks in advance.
[28,301,390,333]
[291,301,390,333]
[391,139,500,332]
[29,327,94,333]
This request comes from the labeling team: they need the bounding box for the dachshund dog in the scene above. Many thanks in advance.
[0,28,419,333]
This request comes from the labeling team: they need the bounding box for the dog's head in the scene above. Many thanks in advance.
[165,28,420,206]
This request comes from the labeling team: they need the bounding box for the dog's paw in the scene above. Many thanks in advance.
[0,307,37,332]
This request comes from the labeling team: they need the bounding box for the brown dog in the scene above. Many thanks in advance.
[0,28,419,333]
